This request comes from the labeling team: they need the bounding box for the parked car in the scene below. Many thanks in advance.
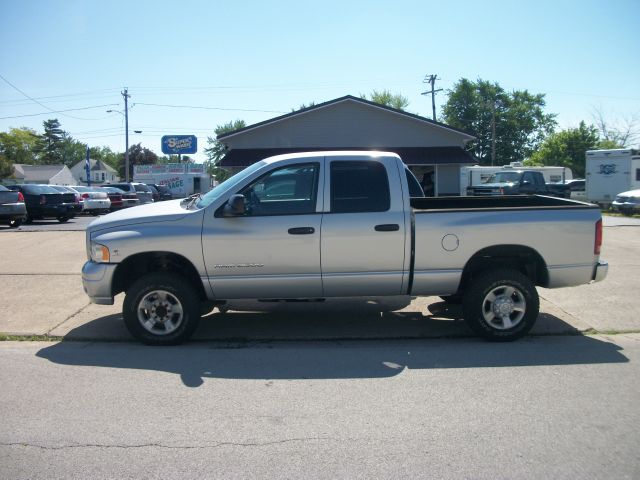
[98,187,125,211]
[82,151,607,345]
[467,170,549,196]
[101,184,139,208]
[146,183,173,201]
[0,185,27,228]
[146,184,160,202]
[546,179,586,201]
[48,185,83,214]
[109,183,154,204]
[612,189,640,215]
[7,184,76,223]
[68,186,111,215]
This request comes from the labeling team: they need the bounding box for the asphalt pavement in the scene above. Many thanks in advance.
[0,216,638,341]
[1,335,639,479]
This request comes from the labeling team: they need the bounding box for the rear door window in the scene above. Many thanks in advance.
[330,161,390,213]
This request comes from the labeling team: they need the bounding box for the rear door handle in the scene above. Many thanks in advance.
[288,227,315,235]
[375,224,400,232]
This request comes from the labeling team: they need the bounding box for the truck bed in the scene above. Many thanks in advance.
[410,195,596,211]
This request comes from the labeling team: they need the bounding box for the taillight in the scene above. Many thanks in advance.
[17,192,24,202]
[39,195,47,205]
[595,219,603,255]
[82,193,90,199]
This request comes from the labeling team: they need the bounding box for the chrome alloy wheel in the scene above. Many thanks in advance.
[481,285,526,330]
[137,290,184,335]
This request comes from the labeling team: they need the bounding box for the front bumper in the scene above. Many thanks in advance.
[82,261,117,305]
[592,260,608,283]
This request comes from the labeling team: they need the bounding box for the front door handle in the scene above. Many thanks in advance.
[288,227,315,235]
[375,224,400,232]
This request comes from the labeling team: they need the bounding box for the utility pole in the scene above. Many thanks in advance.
[421,74,442,120]
[491,101,496,166]
[122,88,131,182]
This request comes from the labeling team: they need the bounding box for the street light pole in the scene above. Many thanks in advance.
[122,88,131,182]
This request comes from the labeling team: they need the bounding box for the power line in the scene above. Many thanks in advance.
[0,73,113,121]
[134,102,287,114]
[0,103,119,120]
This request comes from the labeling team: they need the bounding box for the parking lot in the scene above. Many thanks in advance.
[1,213,639,341]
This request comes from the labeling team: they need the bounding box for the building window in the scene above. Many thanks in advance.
[636,168,640,181]
[102,172,105,181]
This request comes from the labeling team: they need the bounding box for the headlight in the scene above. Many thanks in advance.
[90,242,110,263]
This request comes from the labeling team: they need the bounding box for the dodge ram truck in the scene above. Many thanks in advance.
[82,151,608,345]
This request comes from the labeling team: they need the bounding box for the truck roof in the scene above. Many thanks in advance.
[260,150,402,165]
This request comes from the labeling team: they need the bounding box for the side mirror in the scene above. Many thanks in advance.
[222,194,246,216]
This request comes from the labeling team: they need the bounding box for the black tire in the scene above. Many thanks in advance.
[8,218,23,228]
[123,272,201,345]
[439,294,463,304]
[57,216,69,223]
[463,268,539,342]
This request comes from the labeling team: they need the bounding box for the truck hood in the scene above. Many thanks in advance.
[88,199,190,231]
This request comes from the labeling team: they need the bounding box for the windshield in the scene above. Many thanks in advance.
[485,171,521,183]
[196,161,266,208]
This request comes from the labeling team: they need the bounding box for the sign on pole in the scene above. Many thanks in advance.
[161,135,197,155]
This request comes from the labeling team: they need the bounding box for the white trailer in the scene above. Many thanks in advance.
[133,164,213,198]
[459,163,573,195]
[585,149,640,206]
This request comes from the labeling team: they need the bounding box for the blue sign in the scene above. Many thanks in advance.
[161,135,198,155]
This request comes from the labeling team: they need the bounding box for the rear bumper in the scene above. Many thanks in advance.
[592,260,608,283]
[0,203,27,220]
[82,199,111,211]
[28,204,76,218]
[82,261,117,305]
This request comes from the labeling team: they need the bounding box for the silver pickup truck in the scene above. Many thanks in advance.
[82,151,608,345]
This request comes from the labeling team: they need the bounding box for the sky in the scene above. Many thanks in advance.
[1,0,639,164]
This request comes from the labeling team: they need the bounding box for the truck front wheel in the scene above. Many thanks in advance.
[463,269,539,342]
[123,273,201,345]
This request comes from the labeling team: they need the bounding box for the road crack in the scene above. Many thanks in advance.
[0,437,332,451]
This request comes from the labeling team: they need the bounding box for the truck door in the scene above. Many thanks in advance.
[202,162,323,299]
[320,157,407,296]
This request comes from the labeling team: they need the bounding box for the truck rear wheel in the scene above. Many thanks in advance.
[463,268,539,342]
[123,273,201,345]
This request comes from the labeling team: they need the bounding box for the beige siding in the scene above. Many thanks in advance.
[224,100,469,149]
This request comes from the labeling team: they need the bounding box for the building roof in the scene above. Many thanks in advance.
[12,164,68,181]
[217,95,475,141]
[71,158,117,173]
[219,147,478,168]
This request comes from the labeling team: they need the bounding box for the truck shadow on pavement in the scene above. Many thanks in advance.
[36,301,629,388]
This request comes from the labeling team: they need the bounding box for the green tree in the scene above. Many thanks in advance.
[157,154,195,164]
[362,90,409,110]
[90,146,121,171]
[0,127,41,168]
[204,119,246,182]
[0,155,12,178]
[35,118,65,164]
[118,143,158,179]
[442,78,556,165]
[59,133,88,168]
[526,121,615,177]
